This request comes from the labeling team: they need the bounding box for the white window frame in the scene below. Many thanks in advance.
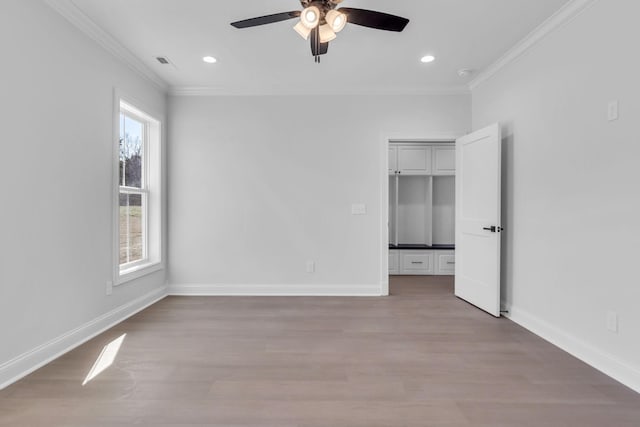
[113,92,163,285]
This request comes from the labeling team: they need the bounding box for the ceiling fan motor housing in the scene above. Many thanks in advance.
[300,0,340,21]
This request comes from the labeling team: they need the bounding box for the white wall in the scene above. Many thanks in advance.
[168,94,469,293]
[472,0,640,391]
[0,0,167,385]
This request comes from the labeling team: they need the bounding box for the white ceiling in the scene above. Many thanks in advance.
[67,0,570,94]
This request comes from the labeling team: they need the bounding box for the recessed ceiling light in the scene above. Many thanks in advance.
[421,55,436,64]
[203,56,217,64]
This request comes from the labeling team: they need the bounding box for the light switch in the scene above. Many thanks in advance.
[351,204,367,215]
[608,101,619,121]
[306,261,315,273]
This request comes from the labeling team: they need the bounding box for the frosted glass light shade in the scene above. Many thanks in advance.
[319,24,336,43]
[326,10,347,33]
[294,21,312,40]
[301,6,320,29]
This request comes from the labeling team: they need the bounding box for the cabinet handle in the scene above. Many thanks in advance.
[446,261,455,265]
[411,261,423,264]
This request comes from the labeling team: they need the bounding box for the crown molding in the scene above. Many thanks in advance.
[169,85,471,97]
[469,0,599,91]
[44,0,169,93]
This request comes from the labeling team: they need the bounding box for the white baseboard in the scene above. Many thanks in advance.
[0,287,167,390]
[505,305,640,394]
[168,283,382,296]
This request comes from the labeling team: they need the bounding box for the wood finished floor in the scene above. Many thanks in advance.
[1,276,639,426]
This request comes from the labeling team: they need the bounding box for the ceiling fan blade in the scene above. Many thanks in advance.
[231,11,301,29]
[339,8,409,32]
[310,27,329,56]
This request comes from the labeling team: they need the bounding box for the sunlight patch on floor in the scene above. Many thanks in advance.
[82,334,126,386]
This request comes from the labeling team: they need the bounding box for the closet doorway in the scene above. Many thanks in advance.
[380,135,460,296]
[380,126,503,319]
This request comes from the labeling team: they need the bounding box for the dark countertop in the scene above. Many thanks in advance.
[389,244,455,250]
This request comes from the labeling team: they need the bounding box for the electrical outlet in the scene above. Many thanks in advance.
[106,280,113,296]
[606,311,618,333]
[608,101,619,121]
[306,261,315,273]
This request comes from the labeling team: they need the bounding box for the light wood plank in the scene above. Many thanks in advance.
[1,276,638,426]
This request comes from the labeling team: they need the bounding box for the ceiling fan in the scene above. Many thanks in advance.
[230,0,410,63]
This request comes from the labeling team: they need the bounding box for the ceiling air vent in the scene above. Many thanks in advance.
[155,56,171,65]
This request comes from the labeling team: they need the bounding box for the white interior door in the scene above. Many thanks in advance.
[455,124,502,317]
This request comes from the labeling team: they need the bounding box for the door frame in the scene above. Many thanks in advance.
[379,131,468,296]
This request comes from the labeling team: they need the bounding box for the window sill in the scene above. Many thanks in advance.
[118,261,164,286]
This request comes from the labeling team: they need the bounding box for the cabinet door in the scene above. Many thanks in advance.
[433,146,456,175]
[389,251,399,274]
[398,146,432,175]
[435,251,455,275]
[388,147,398,174]
[401,251,434,274]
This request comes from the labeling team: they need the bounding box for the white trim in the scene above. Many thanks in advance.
[505,305,640,394]
[44,0,168,92]
[387,132,469,143]
[379,134,390,296]
[113,90,164,285]
[469,0,599,90]
[169,86,471,97]
[0,287,167,390]
[118,262,164,285]
[120,102,160,127]
[116,90,165,126]
[168,284,382,297]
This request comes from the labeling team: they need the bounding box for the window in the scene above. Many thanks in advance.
[119,112,146,265]
[115,98,162,283]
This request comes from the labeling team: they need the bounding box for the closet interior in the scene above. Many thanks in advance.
[388,142,456,275]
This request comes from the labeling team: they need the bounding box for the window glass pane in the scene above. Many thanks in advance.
[120,115,144,188]
[119,193,145,265]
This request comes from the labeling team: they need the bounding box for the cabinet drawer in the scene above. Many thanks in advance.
[389,251,399,274]
[435,251,455,275]
[401,252,434,274]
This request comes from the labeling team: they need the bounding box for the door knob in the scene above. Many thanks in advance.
[483,226,504,233]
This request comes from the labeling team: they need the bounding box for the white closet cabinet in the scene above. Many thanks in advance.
[389,142,455,276]
[389,145,432,175]
[435,250,456,275]
[433,145,456,175]
[401,251,435,274]
[388,251,399,275]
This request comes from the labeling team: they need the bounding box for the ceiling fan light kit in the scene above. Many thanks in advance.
[300,5,321,29]
[318,24,337,43]
[230,0,410,63]
[325,9,347,33]
[293,21,312,40]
